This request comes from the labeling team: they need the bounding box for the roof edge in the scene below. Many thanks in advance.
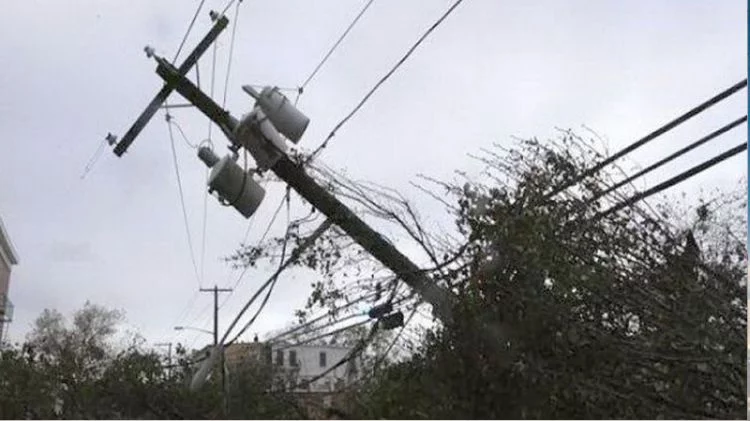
[0,217,18,265]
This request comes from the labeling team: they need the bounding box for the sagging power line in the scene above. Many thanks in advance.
[588,115,748,203]
[306,0,467,163]
[545,79,748,200]
[593,141,748,221]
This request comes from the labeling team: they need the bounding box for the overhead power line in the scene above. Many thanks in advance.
[169,118,199,149]
[221,0,243,108]
[546,79,748,199]
[219,189,290,309]
[223,219,334,345]
[265,290,380,344]
[166,114,201,286]
[269,311,368,345]
[200,166,210,283]
[267,286,407,347]
[207,32,219,139]
[593,141,748,221]
[275,318,372,350]
[172,0,208,64]
[307,0,466,163]
[589,116,748,203]
[81,133,119,179]
[300,0,376,91]
[220,0,238,17]
[80,139,108,179]
[225,197,293,345]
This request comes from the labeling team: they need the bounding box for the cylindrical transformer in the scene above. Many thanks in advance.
[243,85,310,143]
[208,155,266,218]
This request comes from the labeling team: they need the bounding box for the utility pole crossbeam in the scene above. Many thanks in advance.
[112,15,229,157]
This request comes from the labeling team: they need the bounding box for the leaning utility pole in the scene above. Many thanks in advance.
[107,10,513,382]
[151,57,461,324]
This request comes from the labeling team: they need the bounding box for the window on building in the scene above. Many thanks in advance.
[276,350,284,366]
[289,350,298,367]
[319,351,327,367]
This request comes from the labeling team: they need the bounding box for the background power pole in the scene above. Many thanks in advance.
[199,285,232,415]
[154,342,173,376]
[200,285,233,346]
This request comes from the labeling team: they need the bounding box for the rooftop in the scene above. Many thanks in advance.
[0,216,18,265]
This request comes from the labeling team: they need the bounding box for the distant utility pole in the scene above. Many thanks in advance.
[154,342,173,376]
[199,285,233,347]
[199,284,232,408]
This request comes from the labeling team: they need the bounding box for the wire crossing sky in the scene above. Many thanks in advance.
[0,1,745,348]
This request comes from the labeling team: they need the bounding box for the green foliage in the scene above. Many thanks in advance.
[348,134,747,419]
[0,303,314,419]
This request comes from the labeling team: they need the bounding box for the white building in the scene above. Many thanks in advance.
[0,216,18,344]
[271,342,361,393]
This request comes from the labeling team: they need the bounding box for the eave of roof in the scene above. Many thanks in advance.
[0,217,18,265]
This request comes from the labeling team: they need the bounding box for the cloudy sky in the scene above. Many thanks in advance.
[0,0,746,350]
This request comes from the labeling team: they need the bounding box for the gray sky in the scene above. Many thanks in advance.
[0,0,746,349]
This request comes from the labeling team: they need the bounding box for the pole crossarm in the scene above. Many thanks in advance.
[112,15,229,157]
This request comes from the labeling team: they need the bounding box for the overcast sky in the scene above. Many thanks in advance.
[0,0,746,350]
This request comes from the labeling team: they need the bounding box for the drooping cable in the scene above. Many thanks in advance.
[169,118,198,149]
[199,164,210,283]
[220,0,238,17]
[589,116,747,203]
[166,114,201,286]
[172,0,207,64]
[275,318,372,350]
[306,0,466,163]
[593,141,747,221]
[158,290,201,345]
[80,139,108,179]
[545,79,748,199]
[221,0,243,108]
[224,195,293,345]
[299,0,376,91]
[219,189,290,309]
[222,218,334,345]
[207,36,219,139]
[264,291,380,344]
[273,291,411,349]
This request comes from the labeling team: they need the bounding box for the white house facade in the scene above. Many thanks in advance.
[0,216,18,344]
[271,343,362,393]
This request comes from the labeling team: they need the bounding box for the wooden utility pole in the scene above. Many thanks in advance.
[157,60,459,322]
[109,15,513,373]
[199,285,232,413]
[199,285,233,347]
[154,342,173,376]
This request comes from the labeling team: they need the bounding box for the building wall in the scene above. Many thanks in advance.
[0,254,9,299]
[0,255,9,342]
[272,344,360,393]
[225,342,271,369]
[224,341,362,395]
[0,217,18,344]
